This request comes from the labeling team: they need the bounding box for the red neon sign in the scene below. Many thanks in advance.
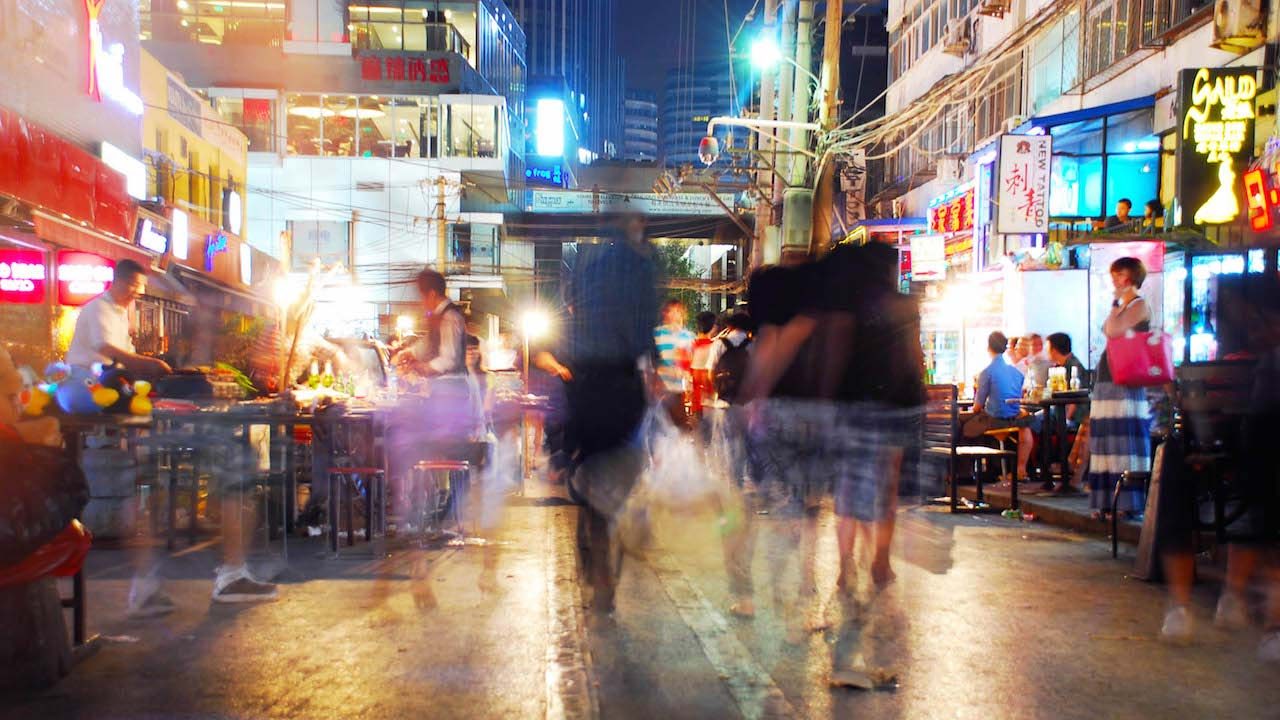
[928,186,976,234]
[1243,168,1275,232]
[56,250,114,307]
[0,250,48,304]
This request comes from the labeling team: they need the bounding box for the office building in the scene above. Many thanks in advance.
[623,90,658,162]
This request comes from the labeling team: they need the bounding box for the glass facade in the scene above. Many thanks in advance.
[141,0,286,46]
[1048,109,1158,219]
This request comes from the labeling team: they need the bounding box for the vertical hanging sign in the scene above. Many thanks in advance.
[1176,66,1258,226]
[995,134,1052,234]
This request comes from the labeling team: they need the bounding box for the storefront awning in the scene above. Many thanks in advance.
[1014,95,1157,133]
[174,267,275,318]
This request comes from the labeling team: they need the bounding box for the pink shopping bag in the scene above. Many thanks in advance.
[1106,329,1174,387]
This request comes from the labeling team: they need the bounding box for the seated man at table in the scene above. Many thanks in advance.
[1048,332,1091,493]
[965,331,1037,481]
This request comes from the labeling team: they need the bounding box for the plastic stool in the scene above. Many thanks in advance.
[328,466,386,554]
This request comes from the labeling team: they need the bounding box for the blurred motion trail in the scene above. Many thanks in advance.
[5,478,1279,720]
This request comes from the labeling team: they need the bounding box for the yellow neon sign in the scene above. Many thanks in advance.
[1182,67,1257,225]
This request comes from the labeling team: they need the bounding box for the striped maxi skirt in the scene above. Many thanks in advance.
[1087,381,1151,512]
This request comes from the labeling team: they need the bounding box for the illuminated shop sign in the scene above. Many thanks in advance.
[0,250,48,304]
[102,143,147,200]
[1176,66,1259,226]
[205,232,229,272]
[170,209,189,260]
[222,189,242,235]
[57,251,114,306]
[996,134,1052,234]
[535,98,566,157]
[360,56,451,84]
[134,217,168,254]
[85,0,144,116]
[1242,168,1277,232]
[525,162,564,186]
[239,244,252,285]
[928,182,975,234]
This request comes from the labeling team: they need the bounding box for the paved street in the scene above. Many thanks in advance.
[3,486,1276,720]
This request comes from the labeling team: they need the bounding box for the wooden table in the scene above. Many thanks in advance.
[1010,393,1090,484]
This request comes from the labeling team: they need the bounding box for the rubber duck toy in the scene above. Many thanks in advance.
[19,384,54,416]
[55,371,119,414]
[129,380,153,416]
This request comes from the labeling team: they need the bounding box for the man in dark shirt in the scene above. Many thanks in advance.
[1103,198,1133,230]
[564,212,659,616]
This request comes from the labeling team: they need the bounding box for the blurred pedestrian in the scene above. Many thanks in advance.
[654,299,694,429]
[689,311,718,419]
[565,212,660,616]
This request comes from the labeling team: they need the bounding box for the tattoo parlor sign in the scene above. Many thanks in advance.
[995,134,1052,234]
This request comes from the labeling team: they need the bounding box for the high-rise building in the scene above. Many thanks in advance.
[506,0,623,161]
[660,62,742,169]
[142,0,529,335]
[622,91,658,162]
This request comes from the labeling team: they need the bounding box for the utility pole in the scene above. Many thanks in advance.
[773,0,796,208]
[436,175,448,273]
[753,0,779,269]
[811,0,844,253]
[780,0,816,260]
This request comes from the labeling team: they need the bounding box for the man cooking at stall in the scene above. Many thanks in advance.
[66,259,172,376]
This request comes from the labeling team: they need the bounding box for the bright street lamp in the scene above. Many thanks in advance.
[750,36,782,70]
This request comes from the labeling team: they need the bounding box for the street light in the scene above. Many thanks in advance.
[750,36,783,70]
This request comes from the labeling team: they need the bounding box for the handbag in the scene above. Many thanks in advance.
[1106,329,1175,387]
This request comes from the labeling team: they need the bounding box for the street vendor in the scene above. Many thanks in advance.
[396,268,466,379]
[66,259,172,376]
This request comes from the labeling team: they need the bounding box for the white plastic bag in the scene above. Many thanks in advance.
[641,404,720,513]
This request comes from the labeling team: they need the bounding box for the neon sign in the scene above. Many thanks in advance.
[928,182,975,234]
[1177,67,1259,226]
[57,251,114,306]
[1243,168,1276,232]
[525,163,564,186]
[205,233,229,272]
[0,250,48,304]
[85,0,144,116]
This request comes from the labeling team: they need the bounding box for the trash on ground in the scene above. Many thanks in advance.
[830,667,898,691]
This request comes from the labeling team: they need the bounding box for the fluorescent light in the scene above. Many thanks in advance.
[171,209,189,260]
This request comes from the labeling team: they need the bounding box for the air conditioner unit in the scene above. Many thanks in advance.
[935,154,965,184]
[1211,0,1265,54]
[977,0,1011,18]
[942,19,972,56]
[1004,115,1029,133]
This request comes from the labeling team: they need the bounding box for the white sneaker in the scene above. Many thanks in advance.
[127,575,176,618]
[1161,605,1193,643]
[1214,592,1249,630]
[1258,631,1280,662]
[212,565,278,604]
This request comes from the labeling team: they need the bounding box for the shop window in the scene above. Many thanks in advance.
[1050,155,1104,218]
[214,96,276,152]
[1051,118,1104,155]
[284,94,437,158]
[1104,153,1159,211]
[445,102,500,159]
[140,0,285,46]
[1105,109,1156,153]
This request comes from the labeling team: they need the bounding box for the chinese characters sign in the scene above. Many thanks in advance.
[996,134,1052,234]
[1242,168,1276,232]
[908,235,946,281]
[0,250,47,304]
[927,182,975,234]
[1177,67,1258,226]
[360,56,452,85]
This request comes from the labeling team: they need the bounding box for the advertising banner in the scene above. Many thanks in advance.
[1175,66,1259,227]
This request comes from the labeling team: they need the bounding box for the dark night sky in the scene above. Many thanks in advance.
[617,0,758,94]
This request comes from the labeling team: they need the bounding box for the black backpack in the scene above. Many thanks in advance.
[712,337,751,403]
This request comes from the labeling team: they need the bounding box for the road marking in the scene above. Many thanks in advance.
[546,508,599,720]
[649,552,797,720]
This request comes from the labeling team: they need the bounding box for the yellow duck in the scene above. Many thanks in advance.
[20,385,54,416]
[129,380,153,416]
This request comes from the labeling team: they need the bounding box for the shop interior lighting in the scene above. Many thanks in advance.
[521,309,550,340]
[338,97,386,119]
[288,97,335,118]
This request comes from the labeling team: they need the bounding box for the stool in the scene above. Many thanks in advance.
[984,427,1021,510]
[410,460,470,537]
[328,467,386,554]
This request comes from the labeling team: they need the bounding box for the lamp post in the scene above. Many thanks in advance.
[519,309,550,483]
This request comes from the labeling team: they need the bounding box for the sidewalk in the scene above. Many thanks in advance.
[957,482,1144,543]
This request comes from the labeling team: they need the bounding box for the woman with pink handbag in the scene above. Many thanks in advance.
[1086,257,1153,519]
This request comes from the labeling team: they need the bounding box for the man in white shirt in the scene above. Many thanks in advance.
[66,259,172,375]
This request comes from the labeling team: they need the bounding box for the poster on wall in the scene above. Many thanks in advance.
[909,235,946,281]
[996,134,1052,234]
[1175,66,1258,227]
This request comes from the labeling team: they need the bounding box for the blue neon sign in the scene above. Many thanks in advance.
[525,163,564,187]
